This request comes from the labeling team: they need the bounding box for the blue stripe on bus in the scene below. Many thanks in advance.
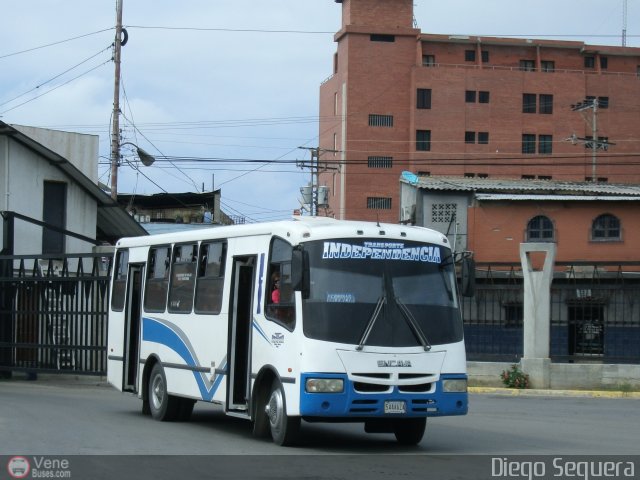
[142,317,226,401]
[252,319,271,345]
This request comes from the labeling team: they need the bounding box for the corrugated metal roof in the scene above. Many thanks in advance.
[1,121,147,243]
[475,194,640,201]
[400,172,640,196]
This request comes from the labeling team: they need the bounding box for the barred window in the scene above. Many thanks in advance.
[465,131,476,144]
[368,114,394,127]
[367,197,392,209]
[431,203,457,223]
[538,135,553,154]
[527,215,554,242]
[478,91,490,103]
[522,134,536,154]
[422,55,435,66]
[367,156,393,168]
[592,214,621,241]
[539,94,553,114]
[541,60,555,72]
[478,132,489,144]
[520,59,535,71]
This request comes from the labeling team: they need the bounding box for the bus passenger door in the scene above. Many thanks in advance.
[123,264,143,393]
[227,256,255,413]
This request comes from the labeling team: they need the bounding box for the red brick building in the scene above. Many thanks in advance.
[318,0,640,223]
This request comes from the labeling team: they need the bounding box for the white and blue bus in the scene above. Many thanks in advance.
[107,218,473,446]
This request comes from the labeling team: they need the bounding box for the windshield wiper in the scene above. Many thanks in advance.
[395,297,432,351]
[356,294,386,351]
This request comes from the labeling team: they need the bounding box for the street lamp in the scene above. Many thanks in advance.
[110,142,156,199]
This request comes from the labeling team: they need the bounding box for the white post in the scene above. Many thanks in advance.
[519,243,556,388]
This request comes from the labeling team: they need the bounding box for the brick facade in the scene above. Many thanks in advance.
[319,0,640,224]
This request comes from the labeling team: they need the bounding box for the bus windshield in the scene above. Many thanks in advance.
[301,239,463,347]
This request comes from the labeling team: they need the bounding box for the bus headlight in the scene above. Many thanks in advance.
[442,379,467,393]
[305,378,344,393]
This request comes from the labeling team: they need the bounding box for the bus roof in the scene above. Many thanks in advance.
[115,217,450,249]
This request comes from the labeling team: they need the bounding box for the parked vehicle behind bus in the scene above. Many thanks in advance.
[107,218,473,446]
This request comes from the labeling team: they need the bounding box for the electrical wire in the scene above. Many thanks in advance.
[0,28,113,60]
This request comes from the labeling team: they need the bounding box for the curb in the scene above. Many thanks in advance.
[469,386,640,399]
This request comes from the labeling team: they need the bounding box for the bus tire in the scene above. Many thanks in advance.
[252,382,271,438]
[266,379,300,446]
[148,363,180,421]
[393,417,426,445]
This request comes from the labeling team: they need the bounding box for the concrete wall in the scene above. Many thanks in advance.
[468,361,640,390]
[2,131,98,255]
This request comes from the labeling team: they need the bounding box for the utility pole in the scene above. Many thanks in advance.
[622,0,628,46]
[297,147,339,216]
[568,98,614,182]
[110,0,124,200]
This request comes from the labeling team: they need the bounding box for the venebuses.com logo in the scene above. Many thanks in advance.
[6,457,30,479]
[6,456,72,478]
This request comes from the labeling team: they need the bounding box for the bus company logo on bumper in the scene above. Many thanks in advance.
[271,333,284,348]
[378,360,412,367]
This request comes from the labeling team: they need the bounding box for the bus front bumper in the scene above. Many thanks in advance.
[299,373,468,418]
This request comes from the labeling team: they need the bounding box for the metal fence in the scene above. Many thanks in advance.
[0,253,113,376]
[462,262,640,364]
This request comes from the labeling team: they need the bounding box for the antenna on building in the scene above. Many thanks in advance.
[622,0,628,46]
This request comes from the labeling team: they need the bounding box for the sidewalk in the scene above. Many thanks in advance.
[469,386,640,399]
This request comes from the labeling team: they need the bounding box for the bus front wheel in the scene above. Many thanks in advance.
[148,363,180,421]
[393,417,426,445]
[266,379,300,446]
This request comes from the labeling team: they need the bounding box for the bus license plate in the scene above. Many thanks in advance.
[384,400,406,414]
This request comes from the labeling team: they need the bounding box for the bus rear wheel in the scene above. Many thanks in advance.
[393,418,426,445]
[148,363,180,421]
[266,379,300,446]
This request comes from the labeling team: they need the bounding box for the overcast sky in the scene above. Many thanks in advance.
[1,0,637,223]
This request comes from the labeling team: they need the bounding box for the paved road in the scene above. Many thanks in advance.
[1,379,638,479]
[1,379,638,455]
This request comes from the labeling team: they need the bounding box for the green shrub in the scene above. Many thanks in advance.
[500,364,530,389]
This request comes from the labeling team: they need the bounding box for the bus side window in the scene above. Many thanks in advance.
[194,241,227,315]
[144,246,170,313]
[265,238,295,330]
[110,249,129,311]
[168,243,197,314]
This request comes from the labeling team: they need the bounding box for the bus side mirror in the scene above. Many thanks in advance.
[291,249,309,298]
[460,257,475,297]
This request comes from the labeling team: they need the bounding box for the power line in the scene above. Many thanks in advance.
[0,28,113,60]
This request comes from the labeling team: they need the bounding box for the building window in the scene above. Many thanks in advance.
[367,197,392,210]
[541,60,555,72]
[478,132,489,144]
[465,90,476,103]
[591,214,621,241]
[416,130,431,151]
[370,34,395,42]
[478,91,490,103]
[584,56,595,69]
[522,134,536,154]
[538,135,553,154]
[598,96,609,109]
[520,59,535,71]
[417,88,432,109]
[367,156,393,168]
[523,93,537,113]
[465,50,475,62]
[527,215,554,242]
[422,55,435,66]
[481,51,489,63]
[465,131,476,144]
[539,94,554,114]
[600,56,608,69]
[431,203,457,223]
[368,114,394,127]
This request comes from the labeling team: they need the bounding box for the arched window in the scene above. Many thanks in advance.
[526,215,554,242]
[592,214,621,241]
